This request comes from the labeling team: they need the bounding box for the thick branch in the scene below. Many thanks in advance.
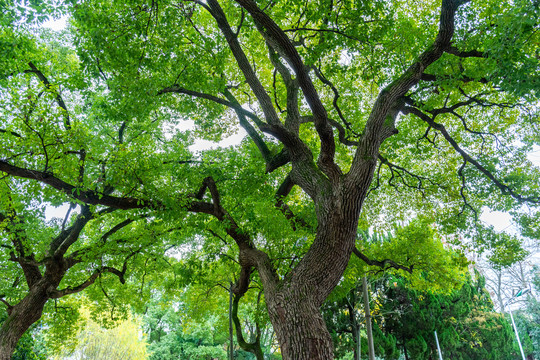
[445,46,484,58]
[51,206,94,258]
[349,0,467,183]
[205,0,282,127]
[235,0,341,181]
[48,265,127,299]
[0,160,150,209]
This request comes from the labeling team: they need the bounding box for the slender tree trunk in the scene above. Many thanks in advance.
[403,341,410,360]
[496,270,504,311]
[356,326,362,360]
[0,284,50,360]
[362,277,375,360]
[231,293,264,360]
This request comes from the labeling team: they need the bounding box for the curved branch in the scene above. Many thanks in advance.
[158,85,263,125]
[353,248,413,274]
[420,73,488,84]
[267,45,300,133]
[48,264,128,299]
[0,296,14,314]
[312,66,359,137]
[282,26,366,42]
[193,176,279,293]
[0,129,22,138]
[274,174,313,231]
[26,62,71,130]
[378,154,447,193]
[231,292,264,360]
[457,159,478,219]
[222,89,274,161]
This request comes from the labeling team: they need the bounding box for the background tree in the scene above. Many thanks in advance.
[385,274,518,360]
[52,309,149,360]
[1,0,539,358]
[325,272,519,360]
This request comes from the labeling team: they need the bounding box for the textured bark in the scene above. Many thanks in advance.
[263,191,365,360]
[0,256,69,359]
[0,282,51,360]
[266,291,334,360]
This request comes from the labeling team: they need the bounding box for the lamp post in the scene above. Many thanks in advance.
[434,330,443,360]
[504,288,530,360]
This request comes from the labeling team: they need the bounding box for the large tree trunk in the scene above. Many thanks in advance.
[264,200,362,360]
[0,284,50,360]
[266,291,334,359]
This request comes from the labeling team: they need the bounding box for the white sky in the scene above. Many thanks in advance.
[42,16,68,31]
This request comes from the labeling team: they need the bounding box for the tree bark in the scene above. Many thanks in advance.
[266,291,334,360]
[263,200,362,360]
[0,283,50,360]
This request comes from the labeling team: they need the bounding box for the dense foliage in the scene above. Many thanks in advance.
[1,0,539,358]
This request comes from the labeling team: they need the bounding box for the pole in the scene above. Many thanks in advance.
[509,309,526,360]
[357,326,361,360]
[434,330,443,360]
[362,276,375,360]
[229,284,234,360]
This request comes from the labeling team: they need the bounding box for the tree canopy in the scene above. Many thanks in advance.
[0,0,539,358]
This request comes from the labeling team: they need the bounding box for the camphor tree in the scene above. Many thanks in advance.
[1,0,540,359]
